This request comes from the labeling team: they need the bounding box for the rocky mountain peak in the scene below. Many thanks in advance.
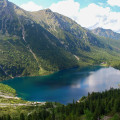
[44,8,52,13]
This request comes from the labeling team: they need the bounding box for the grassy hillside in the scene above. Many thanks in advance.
[0,83,16,96]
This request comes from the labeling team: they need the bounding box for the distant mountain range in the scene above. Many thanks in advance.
[0,0,120,80]
[91,27,120,40]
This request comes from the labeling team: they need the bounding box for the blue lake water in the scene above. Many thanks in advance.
[2,66,120,104]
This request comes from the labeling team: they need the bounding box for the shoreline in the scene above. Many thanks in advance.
[1,63,111,82]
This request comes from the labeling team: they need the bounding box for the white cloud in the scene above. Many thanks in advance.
[49,0,120,33]
[107,0,120,7]
[20,1,43,12]
[50,0,80,21]
[77,4,111,28]
[77,4,120,33]
[20,0,120,33]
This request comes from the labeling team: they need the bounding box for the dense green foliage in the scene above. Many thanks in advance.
[111,62,120,70]
[50,88,120,120]
[0,88,120,120]
[0,83,16,96]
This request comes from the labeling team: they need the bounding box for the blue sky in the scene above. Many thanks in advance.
[9,0,120,12]
[8,0,120,33]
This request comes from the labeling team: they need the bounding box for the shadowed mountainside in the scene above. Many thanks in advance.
[0,1,120,80]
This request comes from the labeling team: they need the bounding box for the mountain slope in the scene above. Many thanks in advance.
[30,9,105,52]
[0,1,120,80]
[30,9,120,62]
[0,0,78,80]
[91,27,120,40]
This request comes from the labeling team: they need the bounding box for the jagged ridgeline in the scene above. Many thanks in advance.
[91,27,120,40]
[0,0,120,80]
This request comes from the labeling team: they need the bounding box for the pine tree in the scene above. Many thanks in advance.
[20,113,25,120]
[6,114,11,120]
[52,109,55,120]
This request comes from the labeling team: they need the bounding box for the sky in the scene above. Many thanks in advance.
[9,0,120,33]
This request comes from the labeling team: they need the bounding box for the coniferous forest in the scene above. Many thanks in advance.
[0,88,120,120]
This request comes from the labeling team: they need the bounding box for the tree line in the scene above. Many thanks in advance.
[0,88,120,120]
